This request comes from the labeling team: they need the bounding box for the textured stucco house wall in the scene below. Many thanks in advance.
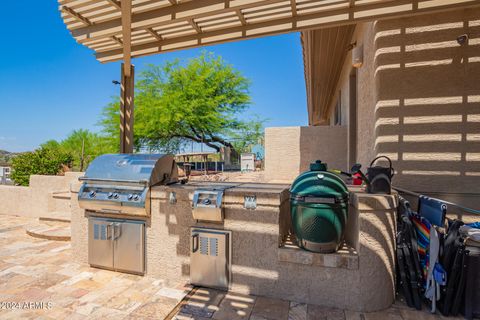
[265,126,348,182]
[265,7,480,209]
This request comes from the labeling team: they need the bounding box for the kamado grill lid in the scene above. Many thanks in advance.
[290,160,348,201]
[83,154,178,186]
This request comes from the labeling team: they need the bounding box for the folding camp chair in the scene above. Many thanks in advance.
[418,195,447,227]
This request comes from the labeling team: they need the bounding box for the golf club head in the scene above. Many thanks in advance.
[351,163,362,174]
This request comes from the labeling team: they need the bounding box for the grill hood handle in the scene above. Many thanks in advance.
[79,177,149,186]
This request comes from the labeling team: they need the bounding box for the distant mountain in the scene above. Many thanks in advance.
[0,150,18,165]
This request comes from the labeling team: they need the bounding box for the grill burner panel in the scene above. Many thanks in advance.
[78,154,178,216]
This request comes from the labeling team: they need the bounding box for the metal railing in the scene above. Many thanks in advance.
[393,186,480,216]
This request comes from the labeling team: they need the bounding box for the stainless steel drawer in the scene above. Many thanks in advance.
[190,227,231,290]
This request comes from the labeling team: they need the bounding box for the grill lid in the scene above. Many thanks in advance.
[290,160,348,202]
[82,154,178,186]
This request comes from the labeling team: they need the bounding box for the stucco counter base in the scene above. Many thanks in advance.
[70,182,397,312]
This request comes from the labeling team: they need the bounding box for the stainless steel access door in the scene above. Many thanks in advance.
[113,220,145,274]
[89,218,114,269]
[88,217,145,275]
[190,228,231,290]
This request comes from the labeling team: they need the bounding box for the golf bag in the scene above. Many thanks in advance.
[439,219,467,317]
[396,197,423,309]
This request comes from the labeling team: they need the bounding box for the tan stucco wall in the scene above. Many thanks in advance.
[330,8,480,209]
[265,126,348,182]
[264,127,301,182]
[330,23,377,169]
[0,172,83,217]
[0,185,31,216]
[373,8,480,209]
[70,181,88,265]
[355,23,378,168]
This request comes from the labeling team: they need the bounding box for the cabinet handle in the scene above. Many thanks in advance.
[192,233,199,253]
[106,223,113,240]
[114,223,121,240]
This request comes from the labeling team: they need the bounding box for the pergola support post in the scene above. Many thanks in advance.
[120,63,134,153]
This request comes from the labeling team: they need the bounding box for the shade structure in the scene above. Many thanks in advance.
[302,25,355,126]
[59,0,480,63]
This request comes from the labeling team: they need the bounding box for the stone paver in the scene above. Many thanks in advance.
[173,289,462,320]
[0,215,189,320]
[213,292,256,320]
[250,296,290,320]
[288,302,307,320]
[177,288,225,318]
[25,221,71,241]
[307,305,345,320]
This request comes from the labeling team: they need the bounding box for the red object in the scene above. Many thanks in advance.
[352,173,363,185]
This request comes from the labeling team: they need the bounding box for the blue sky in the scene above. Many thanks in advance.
[0,2,307,152]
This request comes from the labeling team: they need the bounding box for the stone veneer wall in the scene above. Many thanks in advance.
[70,181,397,312]
[265,126,348,182]
[0,172,83,217]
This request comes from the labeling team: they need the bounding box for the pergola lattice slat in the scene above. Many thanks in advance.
[59,0,480,63]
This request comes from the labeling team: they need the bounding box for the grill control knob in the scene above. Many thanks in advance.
[89,191,96,198]
[128,194,133,200]
[133,194,140,201]
[113,193,119,199]
[107,192,114,199]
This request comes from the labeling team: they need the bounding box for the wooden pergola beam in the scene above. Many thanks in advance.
[63,5,122,48]
[88,0,479,62]
[86,0,133,153]
[146,27,163,41]
[120,64,135,154]
[106,0,121,11]
[121,0,132,76]
[236,9,246,26]
[290,0,297,16]
[120,0,133,154]
[71,0,285,40]
[61,6,91,26]
[111,35,123,45]
[86,0,480,62]
[188,19,202,34]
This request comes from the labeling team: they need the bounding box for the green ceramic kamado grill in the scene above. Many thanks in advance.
[290,160,349,253]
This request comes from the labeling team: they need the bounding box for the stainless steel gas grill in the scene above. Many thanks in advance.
[78,154,178,216]
[79,154,178,275]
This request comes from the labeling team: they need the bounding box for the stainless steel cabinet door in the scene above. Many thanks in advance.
[190,228,231,290]
[113,220,145,274]
[88,218,114,269]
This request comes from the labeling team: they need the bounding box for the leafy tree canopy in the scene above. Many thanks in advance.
[10,147,73,186]
[10,129,115,185]
[42,129,117,171]
[100,52,264,154]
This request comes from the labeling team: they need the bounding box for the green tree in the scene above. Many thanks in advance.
[41,129,117,171]
[100,52,263,154]
[10,147,73,186]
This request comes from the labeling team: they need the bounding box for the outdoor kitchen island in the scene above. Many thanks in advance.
[70,180,398,312]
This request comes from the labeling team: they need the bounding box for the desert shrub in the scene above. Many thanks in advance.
[10,147,73,186]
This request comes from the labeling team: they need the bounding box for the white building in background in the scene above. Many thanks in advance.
[0,164,12,185]
[241,153,255,172]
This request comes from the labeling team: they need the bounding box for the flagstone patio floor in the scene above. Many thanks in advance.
[0,215,190,320]
[0,215,465,320]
